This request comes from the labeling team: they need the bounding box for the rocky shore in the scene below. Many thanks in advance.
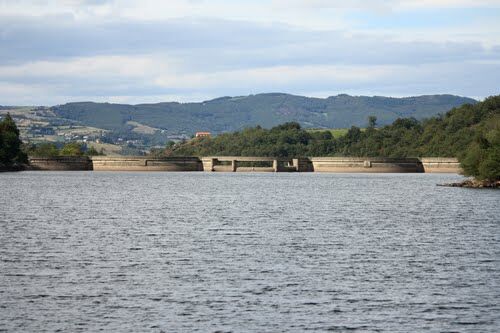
[439,179,500,188]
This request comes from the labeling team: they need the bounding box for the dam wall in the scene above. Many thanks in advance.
[28,156,93,171]
[91,156,202,171]
[26,156,461,173]
[310,157,425,173]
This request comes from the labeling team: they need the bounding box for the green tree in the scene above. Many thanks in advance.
[86,146,102,156]
[461,119,500,181]
[368,116,377,129]
[60,142,84,156]
[0,113,27,168]
[29,143,59,157]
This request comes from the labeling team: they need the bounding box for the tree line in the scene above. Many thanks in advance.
[25,142,104,157]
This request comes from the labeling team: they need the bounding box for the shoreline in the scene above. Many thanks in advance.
[438,179,500,188]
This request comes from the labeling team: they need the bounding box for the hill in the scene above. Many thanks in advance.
[165,96,499,175]
[51,93,476,135]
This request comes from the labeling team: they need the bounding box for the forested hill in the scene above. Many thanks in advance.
[51,93,476,134]
[166,95,499,161]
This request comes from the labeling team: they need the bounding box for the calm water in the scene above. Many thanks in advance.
[1,172,499,332]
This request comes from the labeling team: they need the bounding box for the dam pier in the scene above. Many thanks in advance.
[28,156,461,173]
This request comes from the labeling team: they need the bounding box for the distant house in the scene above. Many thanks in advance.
[195,131,211,138]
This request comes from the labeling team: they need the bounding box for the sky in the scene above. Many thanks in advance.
[0,0,499,105]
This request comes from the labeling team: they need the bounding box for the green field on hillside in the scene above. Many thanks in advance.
[307,128,357,138]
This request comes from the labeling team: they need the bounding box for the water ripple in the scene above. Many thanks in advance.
[1,171,499,332]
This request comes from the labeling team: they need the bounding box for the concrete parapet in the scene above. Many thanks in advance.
[91,156,202,171]
[420,157,460,173]
[28,156,93,171]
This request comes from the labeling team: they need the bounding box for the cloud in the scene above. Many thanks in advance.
[271,0,500,10]
[0,0,499,104]
[0,53,498,105]
[397,0,500,10]
[1,16,497,68]
[0,16,304,64]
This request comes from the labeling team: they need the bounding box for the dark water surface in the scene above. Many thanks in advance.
[1,172,499,332]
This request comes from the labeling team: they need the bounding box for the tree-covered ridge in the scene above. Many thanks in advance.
[166,95,500,181]
[336,96,500,158]
[51,93,475,134]
[0,113,27,170]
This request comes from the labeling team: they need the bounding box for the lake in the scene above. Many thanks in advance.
[1,172,499,332]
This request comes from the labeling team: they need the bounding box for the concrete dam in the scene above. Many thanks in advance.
[28,156,461,173]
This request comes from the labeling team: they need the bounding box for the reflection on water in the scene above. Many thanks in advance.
[1,172,499,332]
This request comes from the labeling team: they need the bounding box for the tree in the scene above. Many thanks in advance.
[29,143,59,157]
[60,142,84,156]
[461,123,500,182]
[368,116,377,129]
[344,126,362,143]
[0,113,27,168]
[86,146,101,156]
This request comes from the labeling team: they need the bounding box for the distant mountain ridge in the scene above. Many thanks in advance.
[51,93,477,134]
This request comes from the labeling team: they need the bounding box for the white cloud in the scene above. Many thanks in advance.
[0,0,499,104]
[0,55,180,78]
[153,65,392,91]
[1,53,498,105]
[397,0,500,10]
[271,0,500,10]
